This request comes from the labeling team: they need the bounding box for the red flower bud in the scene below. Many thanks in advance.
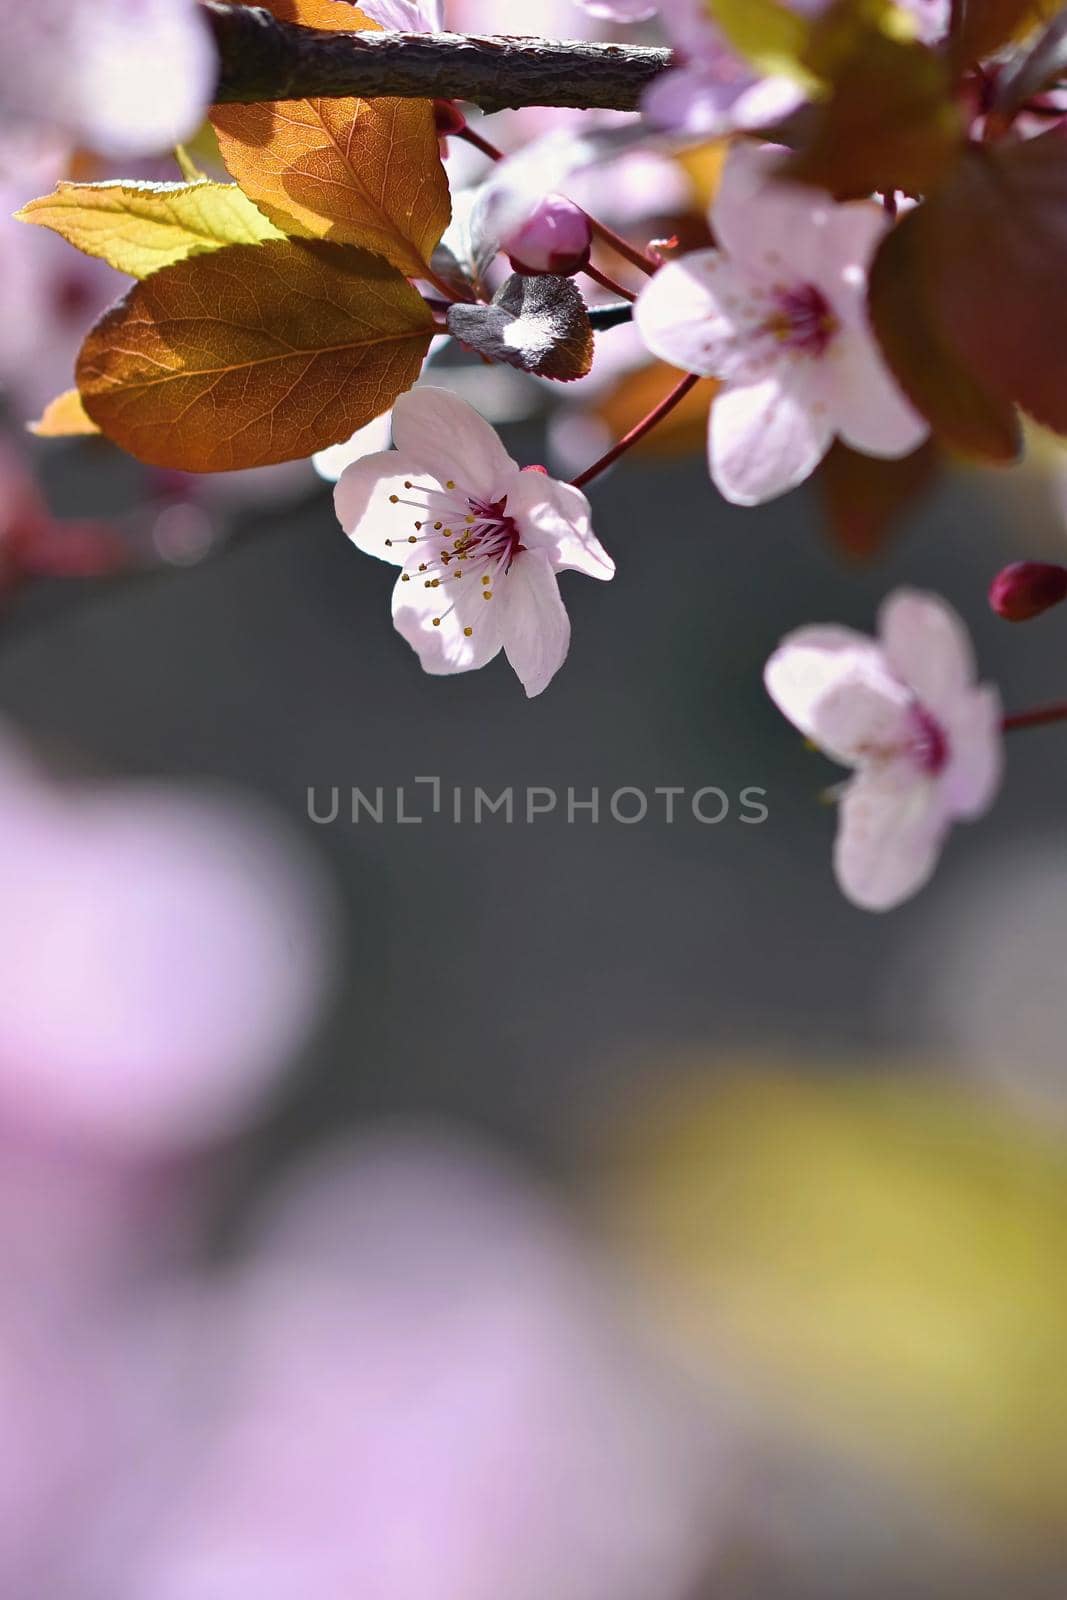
[504,195,592,278]
[989,561,1067,621]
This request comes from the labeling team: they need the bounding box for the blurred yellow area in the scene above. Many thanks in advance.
[604,1065,1067,1531]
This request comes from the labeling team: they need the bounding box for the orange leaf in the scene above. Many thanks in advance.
[210,0,450,278]
[75,239,435,471]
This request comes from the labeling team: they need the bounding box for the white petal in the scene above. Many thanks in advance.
[708,369,834,505]
[711,143,839,284]
[878,589,976,716]
[506,473,615,580]
[391,563,505,679]
[390,388,519,505]
[313,415,394,484]
[942,684,1004,821]
[333,451,431,566]
[500,549,571,697]
[764,625,911,766]
[835,765,947,912]
[634,252,764,380]
[829,329,930,459]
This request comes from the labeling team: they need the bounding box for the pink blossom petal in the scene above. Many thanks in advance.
[829,330,930,458]
[710,144,840,284]
[708,368,834,505]
[333,452,433,565]
[391,389,519,506]
[507,473,615,580]
[634,251,766,381]
[764,625,911,766]
[835,764,947,911]
[942,684,1003,821]
[878,589,976,717]
[391,561,506,677]
[500,549,571,697]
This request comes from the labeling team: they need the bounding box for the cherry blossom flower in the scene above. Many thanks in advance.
[0,724,335,1152]
[634,143,929,505]
[334,388,614,696]
[764,590,1003,911]
[2,0,216,158]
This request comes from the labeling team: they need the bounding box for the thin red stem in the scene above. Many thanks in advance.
[582,260,636,302]
[586,214,655,277]
[1002,702,1067,733]
[456,122,502,162]
[571,372,701,489]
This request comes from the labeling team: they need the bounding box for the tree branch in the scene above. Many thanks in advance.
[204,2,673,113]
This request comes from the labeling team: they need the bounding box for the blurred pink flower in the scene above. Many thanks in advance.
[765,589,1003,910]
[635,143,928,504]
[0,725,335,1153]
[1,0,216,159]
[131,1132,723,1600]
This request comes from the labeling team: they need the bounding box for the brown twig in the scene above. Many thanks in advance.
[205,4,673,113]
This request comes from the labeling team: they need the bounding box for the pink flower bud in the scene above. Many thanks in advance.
[989,561,1067,621]
[504,195,592,278]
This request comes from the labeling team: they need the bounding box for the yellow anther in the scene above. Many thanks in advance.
[446,479,456,489]
[463,626,473,637]
[389,494,399,504]
[408,535,417,544]
[432,617,441,626]
[483,590,493,600]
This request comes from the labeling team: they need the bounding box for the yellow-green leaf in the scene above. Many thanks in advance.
[17,180,284,280]
[210,0,451,278]
[706,0,821,87]
[29,389,102,438]
[75,238,435,472]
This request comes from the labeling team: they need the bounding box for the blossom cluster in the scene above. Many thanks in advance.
[7,0,1067,911]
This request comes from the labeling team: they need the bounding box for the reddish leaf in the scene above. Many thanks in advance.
[868,181,1022,461]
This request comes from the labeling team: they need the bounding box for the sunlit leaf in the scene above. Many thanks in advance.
[75,239,435,471]
[447,275,594,382]
[29,389,102,438]
[17,180,284,279]
[706,0,820,87]
[210,0,450,278]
